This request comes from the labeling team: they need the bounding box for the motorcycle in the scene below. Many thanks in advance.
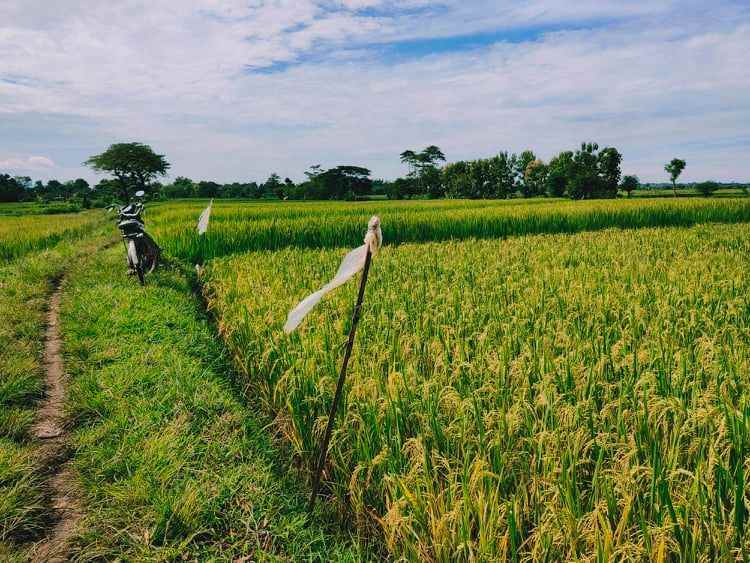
[109,191,160,285]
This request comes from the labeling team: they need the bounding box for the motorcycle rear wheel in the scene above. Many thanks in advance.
[141,233,160,274]
[127,239,145,286]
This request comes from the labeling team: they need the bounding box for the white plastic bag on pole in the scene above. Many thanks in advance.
[197,199,213,235]
[284,216,382,334]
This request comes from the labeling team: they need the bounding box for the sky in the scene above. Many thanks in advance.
[1,0,748,185]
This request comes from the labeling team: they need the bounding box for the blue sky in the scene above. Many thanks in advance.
[0,0,749,184]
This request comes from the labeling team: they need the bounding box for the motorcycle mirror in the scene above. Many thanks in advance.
[135,190,146,198]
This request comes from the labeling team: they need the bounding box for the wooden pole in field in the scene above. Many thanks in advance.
[308,246,373,514]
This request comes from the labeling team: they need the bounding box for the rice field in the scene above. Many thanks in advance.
[3,196,749,561]
[0,211,104,261]
[201,221,750,561]
[153,197,750,263]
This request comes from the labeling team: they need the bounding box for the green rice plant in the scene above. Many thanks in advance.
[0,202,82,216]
[0,210,104,261]
[150,197,750,263]
[203,223,750,561]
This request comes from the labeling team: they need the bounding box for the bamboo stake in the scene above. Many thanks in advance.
[308,246,373,514]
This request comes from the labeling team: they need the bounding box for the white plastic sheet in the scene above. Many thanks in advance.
[284,216,382,333]
[197,199,213,235]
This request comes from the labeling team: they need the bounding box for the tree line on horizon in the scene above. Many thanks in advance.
[1,142,745,205]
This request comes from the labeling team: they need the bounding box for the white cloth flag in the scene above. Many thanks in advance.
[197,199,213,235]
[284,216,382,334]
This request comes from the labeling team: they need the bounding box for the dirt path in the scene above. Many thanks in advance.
[30,282,81,563]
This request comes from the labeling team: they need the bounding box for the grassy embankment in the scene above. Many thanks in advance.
[57,247,365,560]
[0,234,106,561]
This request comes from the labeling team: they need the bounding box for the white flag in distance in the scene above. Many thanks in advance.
[197,199,213,235]
[284,215,382,334]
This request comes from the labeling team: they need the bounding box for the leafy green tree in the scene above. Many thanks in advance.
[315,166,373,200]
[696,181,719,197]
[45,179,66,201]
[246,182,263,199]
[422,166,444,198]
[546,151,574,197]
[196,181,221,198]
[401,146,446,196]
[264,173,284,199]
[65,178,91,206]
[565,143,622,199]
[516,150,537,197]
[0,174,24,202]
[284,177,296,196]
[85,142,170,200]
[443,161,472,198]
[620,175,640,197]
[92,178,120,202]
[487,152,518,198]
[385,177,417,200]
[399,150,418,177]
[597,147,623,196]
[568,143,602,199]
[524,159,548,198]
[665,158,686,196]
[468,159,492,199]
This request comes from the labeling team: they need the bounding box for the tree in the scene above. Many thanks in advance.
[196,181,221,198]
[65,178,91,206]
[0,174,24,202]
[85,142,170,200]
[620,175,640,197]
[264,173,284,199]
[546,151,574,197]
[516,150,537,197]
[92,178,120,202]
[385,177,417,200]
[524,160,548,198]
[315,166,373,200]
[665,158,686,197]
[443,161,472,198]
[401,146,446,196]
[284,177,296,194]
[488,152,518,198]
[400,150,418,178]
[568,143,602,199]
[597,147,622,197]
[565,143,622,199]
[696,181,719,197]
[171,176,195,198]
[45,180,65,201]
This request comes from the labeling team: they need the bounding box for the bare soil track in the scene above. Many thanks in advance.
[29,282,81,563]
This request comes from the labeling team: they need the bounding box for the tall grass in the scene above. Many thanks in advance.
[152,198,750,263]
[203,223,750,561]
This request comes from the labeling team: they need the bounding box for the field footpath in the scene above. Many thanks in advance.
[0,230,110,561]
[28,280,81,562]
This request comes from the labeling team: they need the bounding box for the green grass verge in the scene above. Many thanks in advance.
[0,236,105,560]
[59,247,366,561]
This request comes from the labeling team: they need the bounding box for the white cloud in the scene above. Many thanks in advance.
[0,155,55,170]
[0,0,748,183]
